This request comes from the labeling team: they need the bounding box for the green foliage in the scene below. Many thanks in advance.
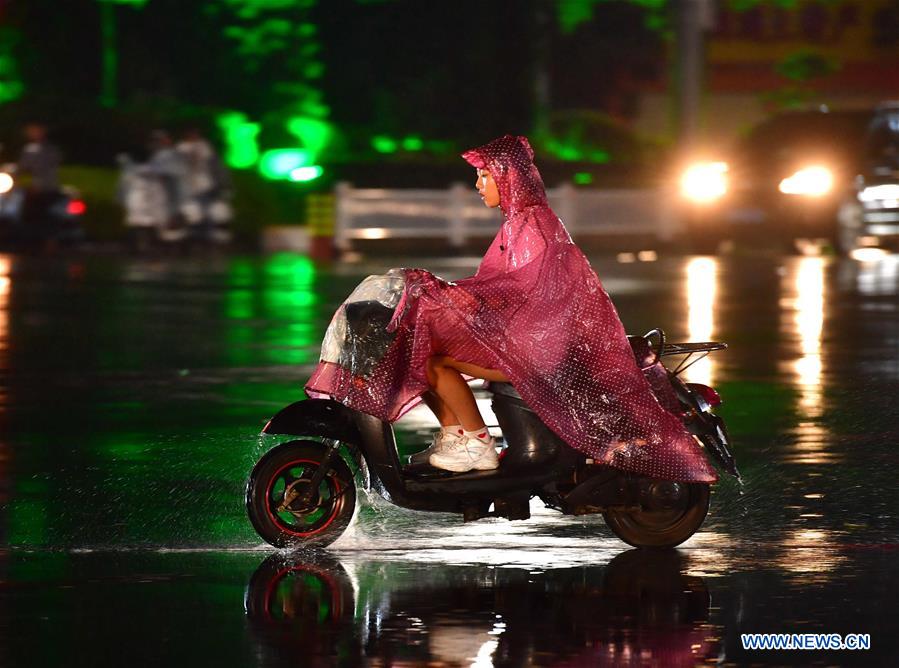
[557,0,602,33]
[223,19,295,61]
[573,172,593,185]
[371,135,398,154]
[212,0,337,172]
[215,0,326,115]
[557,0,668,34]
[0,28,24,105]
[775,50,840,82]
[401,136,423,151]
[538,110,649,165]
[369,134,452,157]
[286,116,333,158]
[762,49,841,110]
[96,0,150,108]
[219,0,316,18]
[217,111,261,169]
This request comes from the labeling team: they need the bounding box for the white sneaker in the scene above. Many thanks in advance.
[429,435,499,472]
[408,428,462,466]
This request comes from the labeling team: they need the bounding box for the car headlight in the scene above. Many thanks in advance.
[0,172,13,195]
[778,165,833,196]
[859,184,899,203]
[680,162,728,203]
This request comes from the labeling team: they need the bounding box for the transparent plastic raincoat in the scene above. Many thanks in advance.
[307,135,716,483]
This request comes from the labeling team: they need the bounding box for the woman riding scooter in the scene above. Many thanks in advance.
[307,134,715,483]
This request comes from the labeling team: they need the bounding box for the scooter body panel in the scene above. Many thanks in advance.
[490,387,568,470]
[259,397,584,513]
[262,399,361,443]
[352,410,580,512]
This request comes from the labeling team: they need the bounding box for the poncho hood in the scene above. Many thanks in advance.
[462,134,547,217]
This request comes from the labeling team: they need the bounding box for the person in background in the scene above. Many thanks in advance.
[176,128,232,240]
[145,130,185,225]
[18,122,62,228]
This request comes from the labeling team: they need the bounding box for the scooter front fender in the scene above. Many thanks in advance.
[262,399,361,444]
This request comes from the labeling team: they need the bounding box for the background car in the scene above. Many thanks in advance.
[678,107,873,253]
[837,102,899,256]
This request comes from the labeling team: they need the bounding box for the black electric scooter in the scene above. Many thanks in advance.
[246,328,738,550]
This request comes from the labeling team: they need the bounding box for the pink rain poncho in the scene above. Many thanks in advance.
[307,135,716,483]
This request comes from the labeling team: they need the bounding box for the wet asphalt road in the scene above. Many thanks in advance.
[1,251,898,666]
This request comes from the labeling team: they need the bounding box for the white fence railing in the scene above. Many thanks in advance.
[334,182,679,250]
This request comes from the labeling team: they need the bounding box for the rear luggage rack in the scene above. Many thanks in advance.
[637,329,728,376]
[661,341,728,376]
[661,341,728,355]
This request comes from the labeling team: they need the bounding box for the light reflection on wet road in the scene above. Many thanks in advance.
[1,251,898,666]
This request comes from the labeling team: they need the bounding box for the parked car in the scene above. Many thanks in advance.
[836,102,899,255]
[678,107,873,252]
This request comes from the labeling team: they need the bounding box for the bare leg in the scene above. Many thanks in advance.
[420,390,458,427]
[443,358,509,382]
[426,356,509,431]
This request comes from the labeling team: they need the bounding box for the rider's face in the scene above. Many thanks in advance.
[475,169,500,208]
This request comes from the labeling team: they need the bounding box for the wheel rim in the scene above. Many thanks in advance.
[263,565,344,623]
[264,459,346,537]
[615,482,705,536]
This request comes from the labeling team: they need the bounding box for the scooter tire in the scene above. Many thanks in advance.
[603,482,710,549]
[246,440,357,549]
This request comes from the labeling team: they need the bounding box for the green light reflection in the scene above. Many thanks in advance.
[9,478,50,546]
[224,255,319,367]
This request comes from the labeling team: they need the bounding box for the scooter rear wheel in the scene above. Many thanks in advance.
[246,440,357,548]
[603,481,710,549]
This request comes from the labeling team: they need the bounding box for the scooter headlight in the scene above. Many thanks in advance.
[778,165,833,197]
[680,162,728,203]
[0,172,13,194]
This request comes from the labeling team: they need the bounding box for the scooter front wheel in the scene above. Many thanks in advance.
[603,481,710,549]
[246,440,357,548]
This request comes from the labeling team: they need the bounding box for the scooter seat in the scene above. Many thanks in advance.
[489,382,522,400]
